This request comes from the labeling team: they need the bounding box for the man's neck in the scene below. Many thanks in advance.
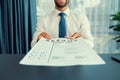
[55,6,68,12]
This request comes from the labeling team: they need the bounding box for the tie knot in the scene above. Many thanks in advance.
[59,13,65,17]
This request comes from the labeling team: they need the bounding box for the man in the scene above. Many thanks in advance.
[31,0,94,48]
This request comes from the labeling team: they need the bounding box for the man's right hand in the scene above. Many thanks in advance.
[37,32,52,41]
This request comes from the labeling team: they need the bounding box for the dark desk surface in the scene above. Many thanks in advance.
[0,54,120,80]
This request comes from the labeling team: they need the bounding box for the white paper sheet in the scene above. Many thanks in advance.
[19,38,105,66]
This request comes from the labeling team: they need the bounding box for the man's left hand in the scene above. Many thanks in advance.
[70,32,81,39]
[65,32,81,39]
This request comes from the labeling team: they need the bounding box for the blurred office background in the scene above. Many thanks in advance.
[0,0,120,54]
[0,0,37,54]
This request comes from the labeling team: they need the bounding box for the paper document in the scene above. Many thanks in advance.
[19,38,105,66]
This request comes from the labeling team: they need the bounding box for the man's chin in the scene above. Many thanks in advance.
[56,4,67,8]
[57,6,66,8]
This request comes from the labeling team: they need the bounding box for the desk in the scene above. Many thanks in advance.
[0,54,120,80]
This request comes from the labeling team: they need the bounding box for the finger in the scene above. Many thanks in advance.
[37,32,50,41]
[41,32,46,37]
[43,33,52,40]
[37,35,43,42]
[70,33,77,39]
[70,32,81,39]
[44,34,52,40]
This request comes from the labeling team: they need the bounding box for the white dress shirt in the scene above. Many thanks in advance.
[31,8,94,48]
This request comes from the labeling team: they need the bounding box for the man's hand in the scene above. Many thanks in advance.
[70,32,81,39]
[37,32,52,41]
[65,32,81,39]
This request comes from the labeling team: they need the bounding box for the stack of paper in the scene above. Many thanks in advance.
[19,38,105,66]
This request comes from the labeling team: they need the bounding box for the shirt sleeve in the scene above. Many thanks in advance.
[79,13,94,48]
[30,16,45,48]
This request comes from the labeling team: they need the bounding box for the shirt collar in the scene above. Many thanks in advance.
[53,7,70,16]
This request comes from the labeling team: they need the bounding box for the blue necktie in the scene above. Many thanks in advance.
[59,13,66,38]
